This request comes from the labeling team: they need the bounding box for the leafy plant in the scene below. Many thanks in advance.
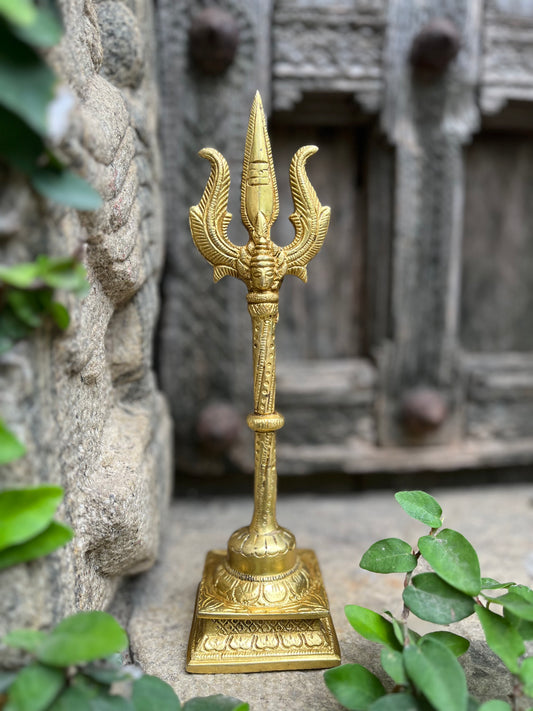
[0,422,25,466]
[0,0,101,209]
[0,485,73,570]
[0,255,89,354]
[324,490,533,711]
[1,612,249,711]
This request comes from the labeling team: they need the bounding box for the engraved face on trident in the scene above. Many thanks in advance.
[187,92,339,674]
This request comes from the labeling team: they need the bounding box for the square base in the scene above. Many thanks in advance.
[186,549,341,673]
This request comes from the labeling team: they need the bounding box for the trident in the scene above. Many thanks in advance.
[190,91,329,577]
[187,92,338,673]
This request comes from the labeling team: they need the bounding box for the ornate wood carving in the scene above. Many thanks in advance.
[272,0,386,113]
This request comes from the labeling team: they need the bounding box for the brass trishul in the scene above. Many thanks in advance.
[187,92,340,673]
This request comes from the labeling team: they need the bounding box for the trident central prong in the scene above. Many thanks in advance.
[187,91,339,674]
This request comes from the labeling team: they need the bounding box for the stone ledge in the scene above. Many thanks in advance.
[121,485,533,710]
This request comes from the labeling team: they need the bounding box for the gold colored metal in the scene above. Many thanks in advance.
[187,92,340,673]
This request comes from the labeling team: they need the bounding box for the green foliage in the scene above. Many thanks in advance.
[0,0,101,208]
[402,572,475,624]
[0,522,73,570]
[324,664,385,710]
[0,1,100,463]
[403,637,468,711]
[0,486,63,548]
[36,612,129,667]
[31,168,102,210]
[2,613,248,711]
[0,420,25,464]
[484,585,533,621]
[345,605,402,651]
[418,529,481,596]
[394,491,442,528]
[131,676,181,711]
[475,605,524,674]
[0,485,73,570]
[4,663,64,711]
[325,490,533,711]
[420,631,469,657]
[520,658,533,697]
[368,694,420,710]
[0,255,90,354]
[182,696,249,711]
[379,648,406,685]
[360,538,417,574]
[0,0,37,26]
[10,1,63,48]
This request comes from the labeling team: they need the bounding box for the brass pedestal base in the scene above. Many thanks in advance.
[186,549,341,673]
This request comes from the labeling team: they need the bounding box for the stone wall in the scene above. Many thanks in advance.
[0,0,171,640]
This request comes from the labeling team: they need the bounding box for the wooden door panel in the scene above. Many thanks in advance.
[461,132,533,352]
[271,123,364,361]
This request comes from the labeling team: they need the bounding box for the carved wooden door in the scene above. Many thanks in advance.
[157,0,533,482]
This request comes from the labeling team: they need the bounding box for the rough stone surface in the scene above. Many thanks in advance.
[124,485,533,709]
[0,0,171,644]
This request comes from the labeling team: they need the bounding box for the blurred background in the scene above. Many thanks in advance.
[156,0,533,493]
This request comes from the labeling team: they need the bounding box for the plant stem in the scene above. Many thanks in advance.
[402,548,422,622]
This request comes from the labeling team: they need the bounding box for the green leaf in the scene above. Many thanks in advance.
[369,694,421,711]
[0,304,32,352]
[7,289,45,328]
[475,604,525,674]
[324,664,385,711]
[0,23,56,136]
[0,485,63,549]
[477,702,512,710]
[89,695,134,711]
[418,528,481,596]
[36,611,128,666]
[403,573,475,624]
[520,657,533,697]
[380,647,407,685]
[0,105,44,175]
[48,686,93,711]
[48,302,70,330]
[394,491,442,528]
[36,256,89,295]
[0,0,36,26]
[31,167,102,210]
[0,671,16,693]
[421,631,469,657]
[403,637,468,711]
[0,420,26,464]
[0,521,73,570]
[504,608,533,640]
[0,262,41,288]
[182,696,248,711]
[132,675,181,711]
[11,2,63,48]
[5,662,64,711]
[360,538,417,574]
[82,663,132,685]
[484,585,533,621]
[481,578,515,590]
[3,628,47,653]
[345,605,402,651]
